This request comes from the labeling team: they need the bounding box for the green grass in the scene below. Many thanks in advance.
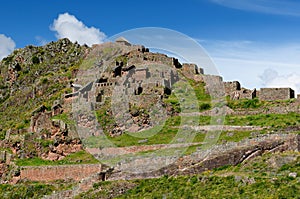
[225,112,300,128]
[81,152,299,199]
[85,116,181,148]
[164,78,212,114]
[75,181,137,199]
[87,112,283,148]
[227,97,297,111]
[15,150,99,166]
[0,180,75,199]
[0,183,55,199]
[79,161,300,199]
[0,39,85,140]
[95,100,116,134]
[218,131,252,143]
[227,98,263,109]
[117,175,299,199]
[51,113,75,125]
[78,57,97,70]
[187,79,211,102]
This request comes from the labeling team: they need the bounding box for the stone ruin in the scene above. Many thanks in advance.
[65,37,300,110]
[115,37,132,46]
[224,81,295,101]
[65,38,198,106]
[258,88,295,101]
[65,38,298,121]
[224,81,256,100]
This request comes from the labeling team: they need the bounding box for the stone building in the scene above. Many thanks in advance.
[132,68,150,82]
[258,88,295,101]
[181,63,204,80]
[115,37,131,46]
[126,50,181,68]
[297,94,300,102]
[224,81,256,100]
[224,81,241,94]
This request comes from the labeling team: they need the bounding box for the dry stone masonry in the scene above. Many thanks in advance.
[258,88,295,101]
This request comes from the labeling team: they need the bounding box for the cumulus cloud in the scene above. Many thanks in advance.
[0,34,16,60]
[50,13,106,46]
[260,69,300,94]
[201,40,300,92]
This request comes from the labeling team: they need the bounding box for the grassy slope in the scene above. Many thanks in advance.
[76,152,300,199]
[0,180,75,199]
[0,39,86,139]
[1,41,300,198]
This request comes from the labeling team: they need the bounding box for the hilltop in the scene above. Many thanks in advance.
[0,38,299,198]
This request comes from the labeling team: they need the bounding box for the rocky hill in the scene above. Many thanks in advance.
[0,38,299,198]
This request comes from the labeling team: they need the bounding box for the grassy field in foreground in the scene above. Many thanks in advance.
[0,180,75,199]
[76,152,300,199]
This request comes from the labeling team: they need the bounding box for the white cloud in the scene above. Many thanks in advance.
[208,0,300,16]
[201,40,300,93]
[260,69,300,95]
[50,13,106,46]
[0,34,16,60]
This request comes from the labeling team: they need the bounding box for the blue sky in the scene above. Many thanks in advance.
[1,0,300,93]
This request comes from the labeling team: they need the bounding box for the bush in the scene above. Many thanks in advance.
[32,56,40,64]
[199,103,211,111]
[41,77,48,84]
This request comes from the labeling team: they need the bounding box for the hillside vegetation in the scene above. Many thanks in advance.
[0,39,299,198]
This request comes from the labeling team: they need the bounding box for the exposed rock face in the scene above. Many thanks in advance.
[26,101,83,161]
[107,134,300,180]
[41,138,82,161]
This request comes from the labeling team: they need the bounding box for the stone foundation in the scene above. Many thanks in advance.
[20,164,102,182]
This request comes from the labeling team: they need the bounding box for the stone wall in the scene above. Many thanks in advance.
[224,81,241,95]
[296,94,300,104]
[203,75,224,99]
[20,164,102,182]
[181,63,204,80]
[108,134,300,181]
[223,81,256,100]
[132,68,149,82]
[259,88,295,101]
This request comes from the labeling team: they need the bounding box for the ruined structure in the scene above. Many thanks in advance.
[115,37,132,46]
[2,36,300,198]
[258,88,295,101]
[223,80,296,101]
[66,38,298,107]
[224,81,256,100]
[181,63,204,80]
[20,164,102,182]
[66,38,200,107]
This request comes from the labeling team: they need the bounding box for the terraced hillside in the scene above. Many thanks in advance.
[0,39,299,198]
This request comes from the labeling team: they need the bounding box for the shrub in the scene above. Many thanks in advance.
[32,56,40,64]
[199,103,211,111]
[41,77,48,84]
